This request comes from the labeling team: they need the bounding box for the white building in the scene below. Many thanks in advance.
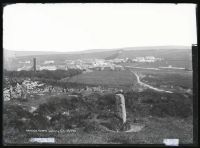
[40,66,57,71]
[135,57,145,62]
[44,60,54,64]
[112,58,125,63]
[19,60,31,64]
[17,66,32,71]
[145,56,156,62]
[145,56,155,60]
[133,56,161,63]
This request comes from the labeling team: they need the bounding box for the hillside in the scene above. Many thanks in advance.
[3,50,63,57]
[4,46,191,59]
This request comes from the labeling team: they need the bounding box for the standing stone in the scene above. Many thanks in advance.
[115,94,126,124]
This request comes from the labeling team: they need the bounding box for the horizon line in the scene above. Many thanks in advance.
[4,45,192,53]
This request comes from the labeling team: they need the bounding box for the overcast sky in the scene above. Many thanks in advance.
[3,3,197,52]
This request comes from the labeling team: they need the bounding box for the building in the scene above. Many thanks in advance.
[17,66,32,71]
[44,60,54,64]
[57,65,66,70]
[135,57,145,62]
[19,60,31,64]
[145,56,156,62]
[145,56,155,60]
[39,65,57,71]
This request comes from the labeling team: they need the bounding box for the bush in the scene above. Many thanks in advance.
[34,95,92,129]
[124,90,192,118]
[4,69,83,81]
[151,98,192,118]
[98,93,116,110]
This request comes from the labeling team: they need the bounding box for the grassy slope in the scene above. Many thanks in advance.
[4,92,193,144]
[65,68,192,90]
[15,116,192,144]
[125,68,193,89]
[55,116,193,144]
[141,72,193,89]
[5,116,192,144]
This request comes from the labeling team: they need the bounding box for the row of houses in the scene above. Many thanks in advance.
[133,56,162,63]
[16,56,162,71]
[17,64,125,72]
[89,65,125,71]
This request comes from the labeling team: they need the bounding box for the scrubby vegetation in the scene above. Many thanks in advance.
[4,69,82,80]
[3,69,94,89]
[3,68,193,144]
[3,89,193,144]
[124,91,193,118]
[141,72,193,89]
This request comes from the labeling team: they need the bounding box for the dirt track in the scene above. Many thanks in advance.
[130,70,173,93]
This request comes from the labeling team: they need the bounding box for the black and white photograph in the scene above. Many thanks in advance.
[2,3,197,145]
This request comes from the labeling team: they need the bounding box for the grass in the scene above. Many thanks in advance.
[124,91,193,118]
[4,116,193,144]
[65,70,137,88]
[141,72,193,89]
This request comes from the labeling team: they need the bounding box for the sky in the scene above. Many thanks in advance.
[3,3,197,52]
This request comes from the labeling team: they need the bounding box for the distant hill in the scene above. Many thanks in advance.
[4,46,190,57]
[3,49,64,57]
[3,46,192,71]
[105,50,123,60]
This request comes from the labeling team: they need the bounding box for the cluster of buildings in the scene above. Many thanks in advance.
[132,56,162,63]
[16,56,162,71]
[19,60,31,64]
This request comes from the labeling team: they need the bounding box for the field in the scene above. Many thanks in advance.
[141,71,193,89]
[65,70,137,88]
[64,68,193,93]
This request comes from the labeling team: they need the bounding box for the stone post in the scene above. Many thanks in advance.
[115,94,126,124]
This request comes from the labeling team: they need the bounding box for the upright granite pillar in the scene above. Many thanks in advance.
[115,94,126,124]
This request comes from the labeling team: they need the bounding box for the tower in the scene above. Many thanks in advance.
[33,58,36,72]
